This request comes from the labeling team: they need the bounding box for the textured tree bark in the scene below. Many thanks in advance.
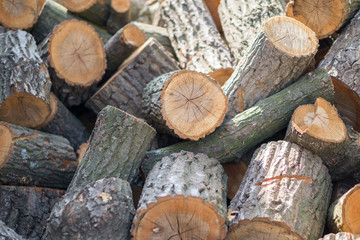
[319,233,360,240]
[86,38,179,117]
[0,121,77,189]
[67,0,110,27]
[218,0,285,61]
[38,19,106,106]
[328,184,360,234]
[160,0,234,73]
[0,185,64,240]
[132,151,227,240]
[137,0,161,24]
[0,30,51,129]
[0,220,25,240]
[0,25,8,33]
[67,106,156,191]
[142,68,335,174]
[45,178,135,240]
[227,141,332,240]
[222,16,318,119]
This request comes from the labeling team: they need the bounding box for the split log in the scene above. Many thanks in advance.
[222,161,247,200]
[0,121,77,189]
[218,0,285,60]
[0,185,64,240]
[0,30,51,129]
[143,68,335,174]
[132,151,227,240]
[45,178,135,240]
[208,68,234,86]
[160,0,235,73]
[38,19,107,106]
[67,106,156,191]
[142,70,228,140]
[0,220,25,240]
[222,16,318,119]
[40,93,90,150]
[328,184,360,234]
[285,97,360,181]
[227,141,332,240]
[319,233,360,240]
[286,0,360,39]
[87,37,179,117]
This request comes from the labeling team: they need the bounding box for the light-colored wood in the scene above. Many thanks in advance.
[208,68,234,86]
[320,233,360,240]
[0,0,39,29]
[76,141,89,165]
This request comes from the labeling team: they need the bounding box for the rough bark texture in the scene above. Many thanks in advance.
[132,151,227,240]
[319,233,360,240]
[86,38,179,117]
[44,178,135,240]
[0,185,64,240]
[137,0,162,24]
[143,68,335,174]
[160,0,234,73]
[0,220,25,240]
[227,141,332,240]
[0,122,77,189]
[68,106,156,191]
[70,1,110,27]
[218,0,285,61]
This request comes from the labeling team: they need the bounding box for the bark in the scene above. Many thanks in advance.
[0,185,64,240]
[132,151,227,240]
[67,106,156,191]
[218,0,285,60]
[319,233,360,240]
[222,16,318,119]
[137,0,162,24]
[0,25,8,33]
[0,30,51,129]
[203,0,222,32]
[86,37,179,117]
[142,68,335,174]
[0,121,77,189]
[45,178,135,240]
[0,220,25,240]
[331,179,358,203]
[160,0,235,73]
[70,1,110,27]
[227,141,332,240]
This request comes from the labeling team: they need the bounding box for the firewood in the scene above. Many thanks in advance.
[0,185,64,240]
[143,68,336,174]
[38,19,107,106]
[227,141,332,240]
[142,70,228,140]
[0,30,51,129]
[218,0,285,60]
[106,0,137,34]
[45,178,135,240]
[222,16,318,119]
[67,106,156,191]
[319,233,360,240]
[0,121,77,189]
[208,68,234,86]
[76,141,89,165]
[286,0,360,39]
[285,97,360,181]
[328,184,360,234]
[331,178,357,203]
[40,93,90,150]
[137,0,162,24]
[0,220,25,240]
[160,0,235,73]
[132,151,227,240]
[87,38,179,117]
[222,161,247,200]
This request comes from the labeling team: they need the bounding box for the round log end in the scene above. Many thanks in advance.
[263,16,318,57]
[48,19,106,88]
[111,0,131,13]
[132,195,226,240]
[161,70,228,140]
[342,184,360,233]
[121,23,146,47]
[0,0,38,29]
[62,0,97,12]
[208,68,234,86]
[0,122,13,169]
[38,93,58,129]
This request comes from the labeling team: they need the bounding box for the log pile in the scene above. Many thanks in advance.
[0,0,359,239]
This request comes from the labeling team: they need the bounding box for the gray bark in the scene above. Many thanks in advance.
[0,220,25,240]
[319,233,360,240]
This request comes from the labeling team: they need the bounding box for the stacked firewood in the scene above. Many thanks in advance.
[0,0,359,239]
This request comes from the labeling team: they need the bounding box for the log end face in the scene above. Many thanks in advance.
[111,0,131,13]
[122,23,146,47]
[0,0,38,29]
[343,184,360,233]
[0,122,13,169]
[208,67,234,86]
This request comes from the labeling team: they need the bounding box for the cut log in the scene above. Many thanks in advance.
[0,185,64,240]
[67,106,156,191]
[328,184,360,234]
[0,30,51,129]
[132,151,227,240]
[285,97,360,181]
[106,0,132,34]
[0,220,25,240]
[0,121,77,189]
[208,68,234,86]
[286,0,360,39]
[222,16,318,119]
[38,19,107,106]
[142,68,336,174]
[319,233,360,240]
[227,141,332,240]
[222,161,247,200]
[103,22,146,79]
[87,37,179,117]
[218,0,285,61]
[160,0,235,73]
[142,70,228,140]
[76,141,89,165]
[45,178,135,240]
[40,93,90,150]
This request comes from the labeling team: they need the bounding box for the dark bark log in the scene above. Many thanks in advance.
[132,151,227,240]
[331,178,358,204]
[319,233,360,240]
[0,185,64,240]
[69,1,110,27]
[227,141,332,240]
[0,220,25,240]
